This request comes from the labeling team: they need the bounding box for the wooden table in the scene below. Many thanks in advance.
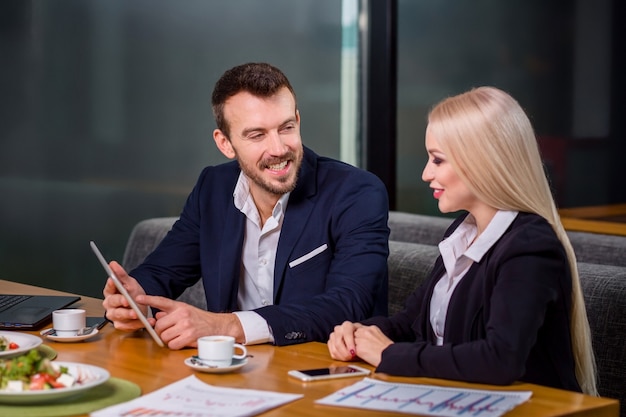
[559,203,626,236]
[1,279,619,416]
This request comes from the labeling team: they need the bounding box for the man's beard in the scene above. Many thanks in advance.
[237,149,302,196]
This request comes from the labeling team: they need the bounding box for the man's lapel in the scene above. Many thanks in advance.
[273,148,318,299]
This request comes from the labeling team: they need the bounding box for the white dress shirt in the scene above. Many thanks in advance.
[232,172,289,344]
[430,210,518,345]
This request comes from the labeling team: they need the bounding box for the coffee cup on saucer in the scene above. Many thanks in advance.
[52,308,86,337]
[197,335,247,368]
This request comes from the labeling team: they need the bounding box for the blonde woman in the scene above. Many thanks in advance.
[328,86,597,395]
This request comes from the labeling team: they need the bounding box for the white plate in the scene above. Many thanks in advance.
[0,331,43,358]
[184,356,248,374]
[0,361,110,404]
[40,328,99,343]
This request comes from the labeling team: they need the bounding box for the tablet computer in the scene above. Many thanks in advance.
[90,241,164,347]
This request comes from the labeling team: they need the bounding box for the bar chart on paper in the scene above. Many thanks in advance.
[316,378,532,417]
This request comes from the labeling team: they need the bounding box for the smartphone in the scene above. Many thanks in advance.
[89,241,165,347]
[288,365,370,382]
[86,316,109,330]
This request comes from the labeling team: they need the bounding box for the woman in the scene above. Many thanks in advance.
[327,86,597,395]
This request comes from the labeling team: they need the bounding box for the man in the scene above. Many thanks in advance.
[103,62,389,349]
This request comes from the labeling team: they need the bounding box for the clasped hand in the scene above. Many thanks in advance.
[327,320,393,367]
[102,261,243,349]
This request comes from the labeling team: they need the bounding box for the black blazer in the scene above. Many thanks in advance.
[132,147,390,345]
[363,212,581,392]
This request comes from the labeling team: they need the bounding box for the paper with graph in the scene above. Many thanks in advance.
[91,375,302,417]
[316,377,531,417]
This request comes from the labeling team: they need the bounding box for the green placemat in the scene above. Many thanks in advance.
[0,378,141,417]
[38,344,57,360]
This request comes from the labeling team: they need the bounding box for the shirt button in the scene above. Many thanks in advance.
[262,299,269,306]
[260,258,267,266]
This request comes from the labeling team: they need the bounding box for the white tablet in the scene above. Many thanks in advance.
[90,241,165,347]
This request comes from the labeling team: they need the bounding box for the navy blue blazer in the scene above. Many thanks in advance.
[131,147,390,345]
[363,212,581,392]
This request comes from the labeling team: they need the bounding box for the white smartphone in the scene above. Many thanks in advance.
[90,241,165,347]
[288,365,370,382]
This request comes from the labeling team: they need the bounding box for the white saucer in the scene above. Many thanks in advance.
[184,356,248,374]
[40,328,99,343]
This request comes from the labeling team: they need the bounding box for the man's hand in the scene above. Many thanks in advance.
[102,261,154,331]
[137,295,245,350]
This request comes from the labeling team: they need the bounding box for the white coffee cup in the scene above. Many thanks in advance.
[197,335,247,367]
[52,308,86,337]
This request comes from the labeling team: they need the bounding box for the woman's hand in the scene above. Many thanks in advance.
[353,325,394,367]
[327,321,363,361]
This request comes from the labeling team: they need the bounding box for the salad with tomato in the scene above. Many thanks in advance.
[0,349,75,392]
[0,335,19,351]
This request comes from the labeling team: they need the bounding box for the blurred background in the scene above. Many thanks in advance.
[1,0,623,297]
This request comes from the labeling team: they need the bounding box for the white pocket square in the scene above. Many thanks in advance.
[288,244,328,268]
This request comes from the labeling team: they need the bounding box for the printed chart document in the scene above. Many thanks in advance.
[91,375,302,417]
[316,377,532,417]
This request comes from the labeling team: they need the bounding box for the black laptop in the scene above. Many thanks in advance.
[0,294,81,330]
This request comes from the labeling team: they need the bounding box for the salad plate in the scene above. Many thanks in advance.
[184,356,248,374]
[0,361,110,404]
[0,331,42,359]
[40,328,99,343]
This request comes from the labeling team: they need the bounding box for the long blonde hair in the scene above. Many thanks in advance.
[427,86,597,395]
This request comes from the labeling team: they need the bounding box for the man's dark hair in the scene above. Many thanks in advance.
[211,63,297,137]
